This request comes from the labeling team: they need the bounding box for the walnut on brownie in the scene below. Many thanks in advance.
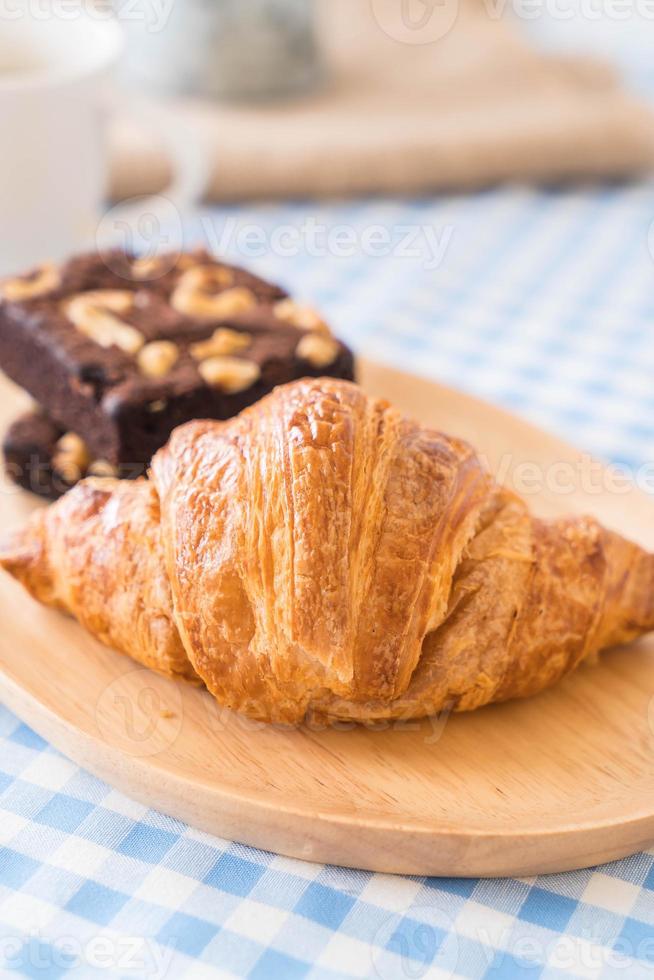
[2,411,132,499]
[3,411,67,499]
[2,410,148,500]
[0,250,355,487]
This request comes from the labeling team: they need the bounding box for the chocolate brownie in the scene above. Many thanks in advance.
[0,250,355,473]
[3,410,144,499]
[3,411,65,498]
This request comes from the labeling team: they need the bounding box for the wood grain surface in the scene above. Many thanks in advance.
[1,362,653,877]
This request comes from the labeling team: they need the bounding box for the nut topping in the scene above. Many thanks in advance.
[132,253,200,282]
[198,356,261,393]
[1,263,60,301]
[177,254,199,271]
[131,257,162,280]
[63,290,144,354]
[53,432,90,483]
[190,328,252,360]
[274,299,330,335]
[137,340,180,378]
[296,333,340,368]
[178,264,235,289]
[171,265,254,320]
[87,459,118,478]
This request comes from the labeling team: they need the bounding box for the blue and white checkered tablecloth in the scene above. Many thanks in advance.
[3,183,654,979]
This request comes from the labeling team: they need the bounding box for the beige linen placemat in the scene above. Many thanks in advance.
[110,0,654,201]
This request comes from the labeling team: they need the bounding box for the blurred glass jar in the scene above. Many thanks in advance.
[114,0,320,101]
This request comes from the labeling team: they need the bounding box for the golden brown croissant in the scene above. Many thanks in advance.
[2,378,654,724]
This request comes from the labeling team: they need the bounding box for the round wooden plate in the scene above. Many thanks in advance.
[1,361,654,878]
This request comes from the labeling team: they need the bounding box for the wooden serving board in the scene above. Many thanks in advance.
[1,361,654,878]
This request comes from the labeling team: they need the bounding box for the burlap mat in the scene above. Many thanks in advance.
[109,0,654,201]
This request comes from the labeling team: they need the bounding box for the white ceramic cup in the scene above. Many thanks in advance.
[0,13,125,274]
[0,9,206,276]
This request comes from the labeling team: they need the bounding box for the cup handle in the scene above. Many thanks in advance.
[96,90,210,253]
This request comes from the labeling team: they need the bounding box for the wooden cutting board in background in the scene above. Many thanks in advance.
[111,0,654,201]
[1,361,654,877]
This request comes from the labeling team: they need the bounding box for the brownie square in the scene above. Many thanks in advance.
[0,249,355,473]
[3,410,66,499]
[2,408,149,500]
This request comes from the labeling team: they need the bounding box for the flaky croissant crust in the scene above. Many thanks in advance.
[2,378,654,724]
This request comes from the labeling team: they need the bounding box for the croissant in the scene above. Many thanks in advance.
[2,378,654,725]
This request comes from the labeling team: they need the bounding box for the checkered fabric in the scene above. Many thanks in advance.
[3,183,654,979]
